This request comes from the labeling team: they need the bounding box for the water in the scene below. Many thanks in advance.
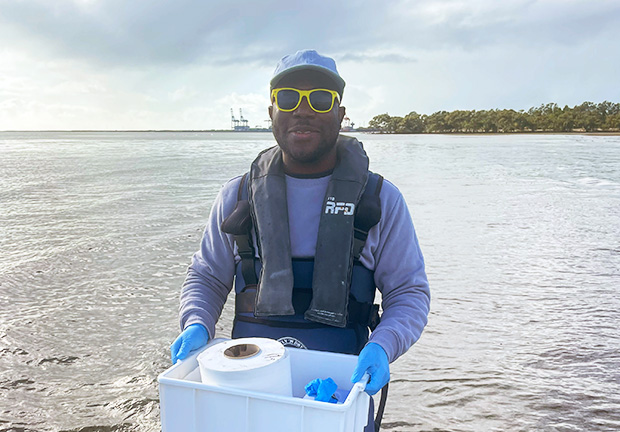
[1,132,619,432]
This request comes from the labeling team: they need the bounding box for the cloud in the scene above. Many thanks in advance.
[0,0,271,66]
[0,0,377,67]
[2,0,616,69]
[375,0,620,53]
[339,52,417,64]
[169,86,200,102]
[1,0,619,130]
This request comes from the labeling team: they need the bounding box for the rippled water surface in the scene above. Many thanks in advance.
[1,132,619,432]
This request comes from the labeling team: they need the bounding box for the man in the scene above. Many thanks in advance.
[170,49,430,429]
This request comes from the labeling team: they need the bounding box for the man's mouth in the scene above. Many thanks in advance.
[289,127,319,135]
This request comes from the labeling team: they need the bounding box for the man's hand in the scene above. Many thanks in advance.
[170,323,209,364]
[351,342,390,395]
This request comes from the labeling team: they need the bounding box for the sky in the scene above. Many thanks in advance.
[1,0,619,131]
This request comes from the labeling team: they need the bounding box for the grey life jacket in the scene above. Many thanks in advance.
[221,136,383,338]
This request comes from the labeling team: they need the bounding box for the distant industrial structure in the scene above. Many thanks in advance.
[229,108,272,131]
[341,116,355,132]
[229,108,357,132]
[231,108,250,131]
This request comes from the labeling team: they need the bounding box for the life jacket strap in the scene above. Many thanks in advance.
[234,315,336,329]
[235,284,378,329]
[374,384,389,431]
[221,173,257,285]
[368,304,381,331]
[353,174,384,260]
[235,233,257,285]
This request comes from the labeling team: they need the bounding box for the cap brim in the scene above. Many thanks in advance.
[270,65,346,95]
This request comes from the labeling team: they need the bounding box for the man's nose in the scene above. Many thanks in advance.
[293,95,316,117]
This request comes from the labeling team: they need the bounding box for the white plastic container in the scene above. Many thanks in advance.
[158,339,370,432]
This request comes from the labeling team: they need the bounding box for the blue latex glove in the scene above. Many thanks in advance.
[305,378,339,403]
[351,342,390,395]
[170,323,209,364]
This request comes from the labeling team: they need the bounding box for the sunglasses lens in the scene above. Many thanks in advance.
[309,90,334,112]
[276,90,300,111]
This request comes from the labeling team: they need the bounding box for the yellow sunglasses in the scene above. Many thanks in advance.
[271,88,341,113]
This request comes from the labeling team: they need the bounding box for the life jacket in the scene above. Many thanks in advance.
[221,154,383,355]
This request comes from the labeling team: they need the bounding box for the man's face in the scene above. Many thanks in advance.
[269,70,345,174]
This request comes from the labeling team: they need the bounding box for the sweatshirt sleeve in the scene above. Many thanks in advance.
[363,180,431,362]
[178,177,242,339]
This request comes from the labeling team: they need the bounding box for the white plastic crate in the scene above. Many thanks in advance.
[158,339,370,432]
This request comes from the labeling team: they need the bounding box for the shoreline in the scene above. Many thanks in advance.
[1,130,620,136]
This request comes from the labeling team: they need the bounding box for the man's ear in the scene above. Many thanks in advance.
[268,105,273,120]
[338,106,346,124]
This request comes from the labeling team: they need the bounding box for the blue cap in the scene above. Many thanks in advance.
[271,49,346,96]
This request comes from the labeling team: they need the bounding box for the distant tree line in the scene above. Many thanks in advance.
[364,101,620,133]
